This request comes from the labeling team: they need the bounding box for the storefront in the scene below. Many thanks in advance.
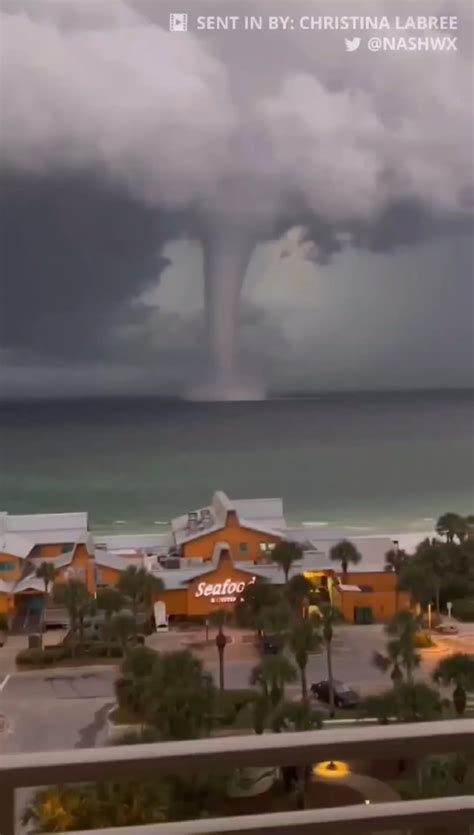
[154,549,264,620]
[153,549,409,624]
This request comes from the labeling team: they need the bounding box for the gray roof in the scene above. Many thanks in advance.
[0,532,33,559]
[53,549,76,569]
[146,542,245,590]
[94,550,137,571]
[172,491,285,547]
[232,497,286,530]
[0,511,89,544]
[13,574,45,593]
[146,542,333,591]
[95,532,174,551]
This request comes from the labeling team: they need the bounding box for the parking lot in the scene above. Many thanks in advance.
[1,622,472,759]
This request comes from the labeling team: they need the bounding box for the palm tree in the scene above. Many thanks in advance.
[146,649,216,740]
[314,604,342,717]
[35,561,59,635]
[249,654,298,709]
[271,700,323,809]
[35,561,59,597]
[398,563,438,611]
[111,611,137,656]
[285,574,314,616]
[413,539,449,613]
[209,608,231,691]
[329,539,362,580]
[117,565,163,622]
[96,587,126,656]
[384,610,421,684]
[53,579,93,655]
[258,599,293,646]
[115,645,158,723]
[436,513,468,544]
[433,654,474,716]
[288,617,322,700]
[251,692,269,735]
[384,548,409,612]
[234,581,280,635]
[373,643,404,689]
[272,540,303,583]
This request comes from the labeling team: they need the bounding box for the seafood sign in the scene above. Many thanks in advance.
[195,575,256,603]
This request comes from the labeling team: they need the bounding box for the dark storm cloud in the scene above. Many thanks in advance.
[0,0,473,396]
[0,173,181,360]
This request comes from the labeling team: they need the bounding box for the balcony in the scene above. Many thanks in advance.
[1,719,473,835]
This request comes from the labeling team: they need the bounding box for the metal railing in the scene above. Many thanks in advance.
[1,719,473,835]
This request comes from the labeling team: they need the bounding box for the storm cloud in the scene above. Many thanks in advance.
[0,0,473,398]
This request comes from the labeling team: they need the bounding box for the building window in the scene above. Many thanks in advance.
[239,543,248,554]
[259,542,276,555]
[0,561,15,572]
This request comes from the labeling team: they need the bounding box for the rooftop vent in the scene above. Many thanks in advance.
[162,557,180,570]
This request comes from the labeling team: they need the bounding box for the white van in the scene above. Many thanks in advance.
[154,601,169,632]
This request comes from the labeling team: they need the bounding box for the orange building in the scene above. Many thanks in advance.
[148,545,409,625]
[0,511,93,623]
[171,492,282,563]
[0,497,412,627]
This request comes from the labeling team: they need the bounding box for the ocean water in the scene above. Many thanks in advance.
[0,390,473,538]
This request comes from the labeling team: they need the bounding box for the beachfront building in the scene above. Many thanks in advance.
[0,512,94,627]
[0,494,411,628]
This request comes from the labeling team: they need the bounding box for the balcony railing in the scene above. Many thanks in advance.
[1,719,472,835]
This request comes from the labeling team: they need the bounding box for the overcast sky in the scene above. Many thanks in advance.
[0,0,473,398]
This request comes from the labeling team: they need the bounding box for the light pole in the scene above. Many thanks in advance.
[215,627,227,691]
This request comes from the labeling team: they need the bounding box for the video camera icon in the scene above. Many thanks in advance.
[169,13,188,32]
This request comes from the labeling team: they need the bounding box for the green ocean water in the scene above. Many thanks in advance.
[1,390,473,536]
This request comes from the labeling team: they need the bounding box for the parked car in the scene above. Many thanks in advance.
[435,623,459,635]
[310,679,359,708]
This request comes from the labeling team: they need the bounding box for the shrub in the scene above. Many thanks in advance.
[109,706,144,726]
[16,642,123,666]
[413,632,435,648]
[16,647,70,666]
[451,598,474,622]
[215,689,256,726]
[85,642,123,658]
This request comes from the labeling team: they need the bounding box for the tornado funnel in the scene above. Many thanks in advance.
[186,221,265,401]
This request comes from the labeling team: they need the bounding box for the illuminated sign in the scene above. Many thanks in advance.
[195,575,256,603]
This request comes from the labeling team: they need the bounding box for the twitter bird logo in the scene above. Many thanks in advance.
[345,37,361,52]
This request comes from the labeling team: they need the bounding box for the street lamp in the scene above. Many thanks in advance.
[215,627,227,691]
